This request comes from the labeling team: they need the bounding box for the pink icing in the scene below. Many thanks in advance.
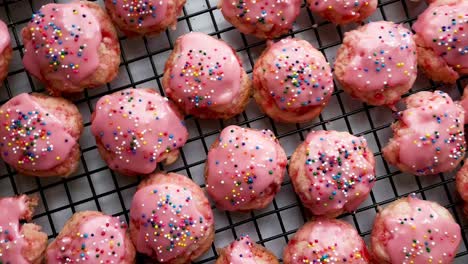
[0,197,29,264]
[166,32,242,113]
[0,20,10,54]
[226,236,256,264]
[342,21,417,92]
[460,86,468,124]
[259,38,333,110]
[299,130,375,215]
[130,182,212,262]
[206,125,287,210]
[22,3,102,86]
[397,91,465,175]
[91,88,188,175]
[47,215,128,264]
[108,0,168,29]
[0,93,76,171]
[309,0,372,21]
[413,1,468,71]
[383,196,461,263]
[221,0,300,31]
[289,220,369,263]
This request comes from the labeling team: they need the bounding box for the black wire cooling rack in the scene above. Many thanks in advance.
[0,0,467,263]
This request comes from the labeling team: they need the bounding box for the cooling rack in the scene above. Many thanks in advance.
[0,0,467,263]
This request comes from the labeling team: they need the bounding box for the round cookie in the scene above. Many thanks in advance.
[46,211,135,264]
[283,219,370,264]
[383,91,466,176]
[91,88,188,176]
[308,0,378,24]
[0,19,12,85]
[105,0,186,36]
[205,125,287,212]
[335,21,417,106]
[456,159,468,216]
[0,93,83,177]
[253,38,334,123]
[412,0,468,83]
[162,32,251,119]
[289,130,376,217]
[215,235,279,264]
[22,2,120,95]
[129,172,215,263]
[219,0,301,39]
[370,196,461,264]
[0,195,48,264]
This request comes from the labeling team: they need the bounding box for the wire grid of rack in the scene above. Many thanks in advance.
[0,0,467,263]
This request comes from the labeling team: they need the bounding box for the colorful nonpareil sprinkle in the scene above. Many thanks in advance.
[22,3,102,85]
[91,88,188,175]
[227,236,257,264]
[0,197,30,264]
[341,21,417,92]
[109,0,167,28]
[0,93,75,171]
[47,215,128,263]
[206,125,287,211]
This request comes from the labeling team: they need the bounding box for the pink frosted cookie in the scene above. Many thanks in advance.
[91,88,188,176]
[0,93,83,177]
[219,0,301,39]
[0,19,12,85]
[283,219,370,264]
[163,32,251,119]
[383,91,466,176]
[412,0,468,83]
[130,172,215,263]
[371,196,461,264]
[205,125,287,212]
[105,0,186,36]
[308,0,377,24]
[216,235,279,264]
[253,38,334,123]
[22,2,120,95]
[46,211,135,264]
[0,195,48,264]
[335,21,417,106]
[289,130,376,217]
[456,159,468,216]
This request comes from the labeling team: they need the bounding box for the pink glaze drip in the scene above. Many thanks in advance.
[301,130,375,215]
[398,91,465,175]
[342,21,417,91]
[261,38,333,110]
[167,32,242,112]
[227,236,256,264]
[47,215,128,264]
[0,20,10,54]
[206,125,287,210]
[290,221,368,263]
[91,88,188,174]
[0,197,29,264]
[384,196,461,263]
[413,2,468,71]
[22,3,102,86]
[310,0,372,20]
[130,183,212,262]
[221,0,300,30]
[0,93,76,171]
[109,0,168,29]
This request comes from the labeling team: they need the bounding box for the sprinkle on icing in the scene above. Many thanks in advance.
[383,196,461,264]
[226,235,256,264]
[109,0,167,28]
[300,130,375,215]
[0,93,75,171]
[47,215,128,264]
[22,3,102,85]
[258,38,333,110]
[413,1,468,71]
[0,197,30,264]
[91,88,188,175]
[342,21,417,92]
[206,125,287,211]
[167,32,242,113]
[130,181,212,262]
[0,20,10,54]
